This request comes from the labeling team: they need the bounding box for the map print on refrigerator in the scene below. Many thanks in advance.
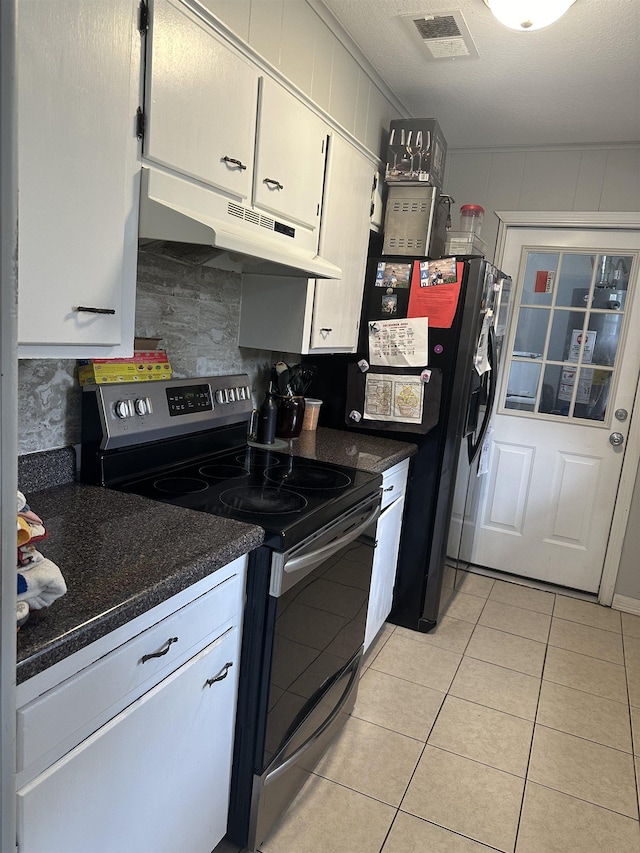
[363,373,425,423]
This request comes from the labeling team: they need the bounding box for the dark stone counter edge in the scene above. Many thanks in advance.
[16,527,264,685]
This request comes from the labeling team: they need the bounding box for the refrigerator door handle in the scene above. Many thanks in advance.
[467,324,497,464]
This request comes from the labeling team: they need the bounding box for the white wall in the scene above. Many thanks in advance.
[444,144,640,604]
[616,465,640,601]
[444,146,640,263]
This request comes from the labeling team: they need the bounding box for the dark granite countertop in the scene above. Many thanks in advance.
[285,427,417,473]
[17,483,263,684]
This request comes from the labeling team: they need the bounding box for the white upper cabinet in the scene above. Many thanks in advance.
[253,76,328,232]
[308,135,375,351]
[144,0,259,201]
[17,0,140,357]
[141,1,332,271]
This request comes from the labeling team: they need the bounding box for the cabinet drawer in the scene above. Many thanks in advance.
[380,459,410,510]
[17,568,244,780]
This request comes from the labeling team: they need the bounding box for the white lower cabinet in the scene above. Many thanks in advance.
[16,557,246,853]
[365,459,410,652]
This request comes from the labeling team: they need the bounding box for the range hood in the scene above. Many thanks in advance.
[138,167,342,279]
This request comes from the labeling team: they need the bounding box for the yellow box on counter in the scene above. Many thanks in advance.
[78,362,173,385]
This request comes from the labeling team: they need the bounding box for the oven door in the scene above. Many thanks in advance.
[249,492,380,850]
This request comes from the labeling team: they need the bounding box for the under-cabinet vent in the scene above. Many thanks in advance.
[401,10,479,60]
[226,202,275,233]
[139,239,224,266]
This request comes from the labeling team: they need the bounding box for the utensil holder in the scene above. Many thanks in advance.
[275,396,306,439]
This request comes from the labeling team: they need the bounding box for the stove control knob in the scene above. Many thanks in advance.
[115,399,134,419]
[228,388,236,402]
[215,390,225,404]
[134,397,152,416]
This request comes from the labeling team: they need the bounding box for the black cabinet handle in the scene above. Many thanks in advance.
[140,636,178,664]
[204,661,233,687]
[222,156,247,171]
[75,306,116,315]
[263,178,284,190]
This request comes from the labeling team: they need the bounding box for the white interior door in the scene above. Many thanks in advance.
[466,223,640,594]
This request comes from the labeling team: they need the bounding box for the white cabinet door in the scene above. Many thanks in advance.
[309,135,375,352]
[254,76,328,232]
[145,0,259,201]
[365,460,409,652]
[17,626,240,853]
[18,0,139,355]
[365,496,405,651]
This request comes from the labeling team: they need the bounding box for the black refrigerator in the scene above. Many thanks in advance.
[307,253,512,633]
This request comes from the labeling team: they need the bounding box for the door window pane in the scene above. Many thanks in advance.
[573,369,612,422]
[513,307,548,359]
[556,253,594,307]
[505,361,540,412]
[594,254,631,290]
[588,313,623,367]
[547,311,587,362]
[521,253,558,306]
[538,364,571,417]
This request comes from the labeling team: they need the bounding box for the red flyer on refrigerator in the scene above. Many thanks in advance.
[407,259,463,328]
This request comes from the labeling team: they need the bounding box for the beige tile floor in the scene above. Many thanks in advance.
[218,569,640,853]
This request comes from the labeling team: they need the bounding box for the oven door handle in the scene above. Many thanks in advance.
[283,503,381,577]
[263,654,360,787]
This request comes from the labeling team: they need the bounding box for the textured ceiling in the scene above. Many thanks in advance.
[320,0,640,149]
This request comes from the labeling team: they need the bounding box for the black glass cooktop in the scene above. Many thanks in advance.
[118,446,382,550]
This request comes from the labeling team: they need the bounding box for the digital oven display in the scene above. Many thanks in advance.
[166,384,212,416]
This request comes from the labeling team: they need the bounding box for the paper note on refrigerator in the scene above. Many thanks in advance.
[363,373,425,423]
[407,259,462,328]
[474,312,493,376]
[367,317,428,367]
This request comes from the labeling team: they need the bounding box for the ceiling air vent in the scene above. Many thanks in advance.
[401,11,479,60]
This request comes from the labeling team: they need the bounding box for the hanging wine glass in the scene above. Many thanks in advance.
[388,128,401,172]
[401,130,412,174]
[412,130,423,175]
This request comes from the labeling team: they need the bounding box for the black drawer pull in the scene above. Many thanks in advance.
[263,178,284,190]
[222,155,247,171]
[75,306,116,315]
[384,485,395,492]
[205,661,233,687]
[140,636,178,664]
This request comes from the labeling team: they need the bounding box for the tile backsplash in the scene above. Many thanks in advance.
[18,248,285,455]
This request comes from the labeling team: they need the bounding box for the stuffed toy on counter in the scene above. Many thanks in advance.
[16,490,67,629]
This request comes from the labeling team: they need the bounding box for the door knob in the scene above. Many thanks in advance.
[609,432,624,446]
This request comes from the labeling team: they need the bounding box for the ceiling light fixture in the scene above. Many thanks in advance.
[484,0,577,32]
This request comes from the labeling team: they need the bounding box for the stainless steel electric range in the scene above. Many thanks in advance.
[80,374,382,851]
